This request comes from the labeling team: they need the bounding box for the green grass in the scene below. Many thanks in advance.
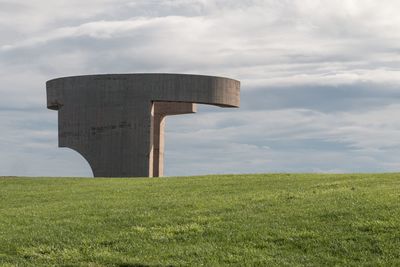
[1,173,400,266]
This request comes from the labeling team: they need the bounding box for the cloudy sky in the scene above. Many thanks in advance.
[1,0,400,177]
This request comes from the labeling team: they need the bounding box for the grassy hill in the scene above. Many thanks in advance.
[1,173,400,266]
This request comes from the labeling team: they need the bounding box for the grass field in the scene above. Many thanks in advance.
[1,173,400,266]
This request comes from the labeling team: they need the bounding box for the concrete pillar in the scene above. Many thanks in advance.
[152,102,196,176]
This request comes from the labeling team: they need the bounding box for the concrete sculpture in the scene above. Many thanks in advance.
[47,74,240,177]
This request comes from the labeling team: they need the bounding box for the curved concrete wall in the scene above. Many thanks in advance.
[47,73,240,177]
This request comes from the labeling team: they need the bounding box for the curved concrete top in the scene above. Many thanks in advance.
[47,73,240,110]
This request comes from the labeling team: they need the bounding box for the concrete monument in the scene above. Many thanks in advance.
[47,74,240,177]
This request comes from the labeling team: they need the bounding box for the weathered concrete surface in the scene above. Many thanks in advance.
[47,73,240,177]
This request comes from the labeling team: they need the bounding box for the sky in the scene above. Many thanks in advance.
[1,0,400,177]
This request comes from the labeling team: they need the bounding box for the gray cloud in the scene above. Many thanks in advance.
[241,83,400,112]
[1,0,400,176]
[164,104,400,175]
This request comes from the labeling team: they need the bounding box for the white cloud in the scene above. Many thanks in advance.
[164,104,400,175]
[1,0,400,176]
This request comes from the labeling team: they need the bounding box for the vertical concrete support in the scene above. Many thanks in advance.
[152,102,196,177]
[47,74,240,177]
